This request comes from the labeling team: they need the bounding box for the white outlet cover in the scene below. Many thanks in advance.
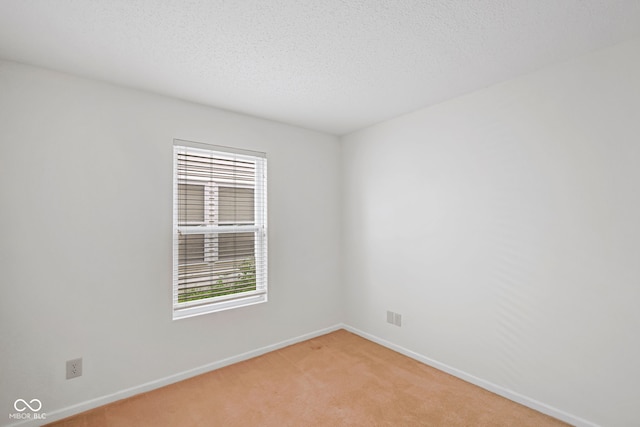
[66,358,82,379]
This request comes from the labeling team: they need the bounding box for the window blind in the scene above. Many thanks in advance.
[173,140,267,319]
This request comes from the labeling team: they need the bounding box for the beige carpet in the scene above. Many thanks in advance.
[46,329,569,426]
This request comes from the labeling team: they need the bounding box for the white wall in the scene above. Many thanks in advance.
[0,61,342,424]
[341,38,640,427]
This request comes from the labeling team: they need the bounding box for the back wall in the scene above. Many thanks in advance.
[341,37,640,427]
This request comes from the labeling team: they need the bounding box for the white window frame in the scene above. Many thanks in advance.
[172,140,267,320]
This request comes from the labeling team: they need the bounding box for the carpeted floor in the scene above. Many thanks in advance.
[46,329,569,426]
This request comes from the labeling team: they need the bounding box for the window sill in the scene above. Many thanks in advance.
[172,292,267,320]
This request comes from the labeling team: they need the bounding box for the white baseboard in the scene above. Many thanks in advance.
[10,324,343,427]
[10,323,597,427]
[342,324,599,427]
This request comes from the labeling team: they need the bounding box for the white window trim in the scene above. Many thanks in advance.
[172,139,267,320]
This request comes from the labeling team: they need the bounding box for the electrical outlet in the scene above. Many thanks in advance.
[387,310,394,324]
[66,358,82,379]
[386,311,402,327]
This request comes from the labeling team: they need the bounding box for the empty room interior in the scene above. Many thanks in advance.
[1,1,639,426]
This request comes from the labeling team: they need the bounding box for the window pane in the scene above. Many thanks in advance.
[218,232,255,260]
[177,183,204,225]
[219,186,254,224]
[177,257,256,303]
[178,234,205,264]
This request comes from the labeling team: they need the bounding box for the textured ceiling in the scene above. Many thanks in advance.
[1,1,639,135]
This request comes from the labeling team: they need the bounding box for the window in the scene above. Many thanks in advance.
[173,140,267,319]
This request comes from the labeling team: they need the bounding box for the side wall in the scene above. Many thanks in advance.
[341,38,640,427]
[0,61,342,424]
